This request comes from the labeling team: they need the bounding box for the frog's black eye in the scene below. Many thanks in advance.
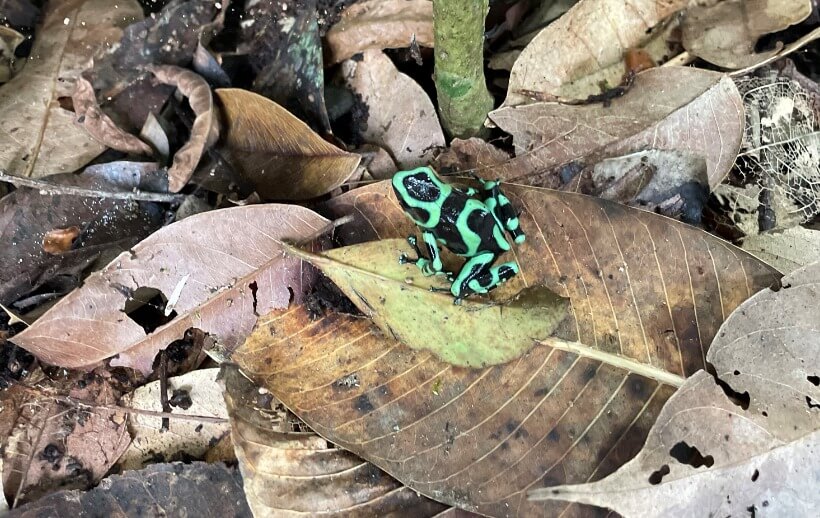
[404,173,440,202]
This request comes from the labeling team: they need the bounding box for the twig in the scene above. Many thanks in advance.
[0,170,186,203]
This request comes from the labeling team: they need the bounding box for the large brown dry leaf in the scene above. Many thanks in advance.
[490,67,744,189]
[11,204,329,374]
[151,66,220,193]
[530,261,820,515]
[234,181,778,516]
[504,0,687,105]
[6,461,252,517]
[0,0,142,177]
[742,227,820,274]
[216,88,360,200]
[325,0,434,65]
[2,373,130,506]
[682,0,811,69]
[340,50,445,169]
[223,365,447,516]
[118,368,230,470]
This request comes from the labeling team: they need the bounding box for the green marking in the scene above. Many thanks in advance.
[493,224,510,251]
[514,234,526,245]
[455,199,486,256]
[508,217,519,231]
[392,167,452,228]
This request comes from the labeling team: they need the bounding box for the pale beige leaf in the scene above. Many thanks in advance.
[325,0,433,65]
[340,49,444,169]
[742,227,820,274]
[531,261,820,515]
[119,368,230,470]
[0,0,142,177]
[11,205,329,374]
[682,0,812,69]
[504,0,687,105]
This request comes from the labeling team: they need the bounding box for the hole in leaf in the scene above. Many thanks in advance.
[751,469,759,482]
[669,441,714,468]
[249,281,259,316]
[808,375,819,386]
[648,464,670,485]
[122,287,177,333]
[807,396,820,410]
[707,362,750,410]
[762,411,768,417]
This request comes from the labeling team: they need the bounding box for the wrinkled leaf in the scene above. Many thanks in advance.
[682,0,811,69]
[287,240,569,368]
[490,67,744,188]
[223,365,447,516]
[150,66,220,193]
[505,0,687,105]
[11,204,329,374]
[0,0,143,177]
[7,461,252,517]
[216,88,360,200]
[0,163,164,306]
[234,181,778,515]
[118,368,230,470]
[340,50,444,169]
[741,227,820,274]
[325,0,434,65]
[530,261,820,515]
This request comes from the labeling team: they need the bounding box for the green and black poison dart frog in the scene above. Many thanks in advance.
[391,166,526,304]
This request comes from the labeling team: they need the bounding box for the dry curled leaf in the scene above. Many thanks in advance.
[325,0,434,65]
[340,50,444,169]
[11,204,329,374]
[490,67,744,189]
[234,181,778,516]
[150,66,220,193]
[216,88,360,200]
[530,261,820,515]
[0,0,143,177]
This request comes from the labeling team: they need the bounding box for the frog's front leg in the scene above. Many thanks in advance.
[450,252,519,303]
[399,233,447,277]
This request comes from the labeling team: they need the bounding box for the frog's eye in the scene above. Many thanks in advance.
[404,173,440,202]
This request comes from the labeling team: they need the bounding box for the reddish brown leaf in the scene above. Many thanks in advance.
[150,66,220,193]
[11,204,329,374]
[42,226,80,254]
[234,181,779,516]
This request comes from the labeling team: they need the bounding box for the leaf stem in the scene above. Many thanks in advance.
[0,170,185,203]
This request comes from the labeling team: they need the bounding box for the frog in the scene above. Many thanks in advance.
[391,166,525,304]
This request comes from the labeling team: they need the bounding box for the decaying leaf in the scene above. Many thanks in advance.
[340,49,445,169]
[741,227,820,274]
[11,204,329,374]
[216,88,360,200]
[504,0,688,105]
[150,66,220,193]
[0,26,24,83]
[529,261,820,516]
[6,462,252,517]
[286,240,569,368]
[682,0,812,69]
[0,163,164,307]
[0,0,143,178]
[490,67,744,188]
[42,226,81,255]
[234,181,778,515]
[223,365,447,516]
[325,0,434,65]
[118,368,230,471]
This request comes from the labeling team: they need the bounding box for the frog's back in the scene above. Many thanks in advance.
[437,195,510,256]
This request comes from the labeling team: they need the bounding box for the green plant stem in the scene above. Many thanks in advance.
[433,0,493,139]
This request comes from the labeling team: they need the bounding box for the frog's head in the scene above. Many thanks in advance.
[391,167,451,227]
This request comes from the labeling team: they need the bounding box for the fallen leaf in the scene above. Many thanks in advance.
[504,0,688,105]
[286,240,569,368]
[682,0,811,69]
[340,49,445,169]
[6,461,252,517]
[0,0,143,177]
[2,372,130,505]
[529,261,820,515]
[11,204,329,374]
[240,0,330,132]
[490,67,744,188]
[741,227,820,274]
[0,26,24,83]
[0,0,39,28]
[150,66,220,193]
[223,364,448,516]
[216,88,360,200]
[42,226,81,255]
[0,162,165,306]
[325,0,434,65]
[118,368,230,471]
[234,181,778,515]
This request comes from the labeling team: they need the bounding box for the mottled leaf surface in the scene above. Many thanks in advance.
[234,181,778,516]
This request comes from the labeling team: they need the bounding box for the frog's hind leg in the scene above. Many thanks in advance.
[482,183,525,245]
[450,253,519,301]
[400,233,449,277]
